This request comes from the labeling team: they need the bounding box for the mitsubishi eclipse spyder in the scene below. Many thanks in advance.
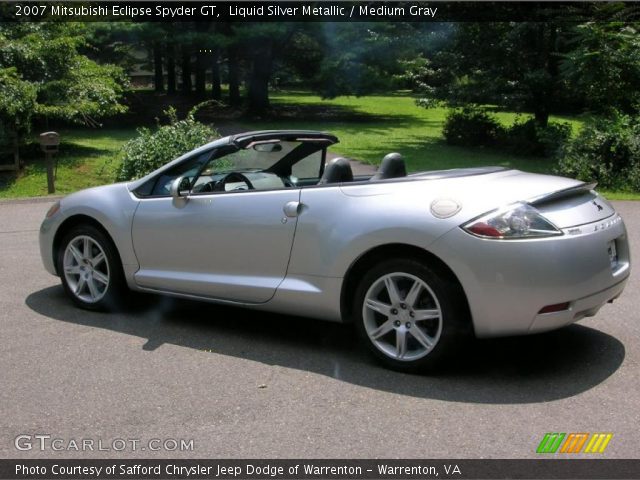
[39,130,631,371]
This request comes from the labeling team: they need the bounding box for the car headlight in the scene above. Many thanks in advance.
[462,203,562,239]
[45,201,61,219]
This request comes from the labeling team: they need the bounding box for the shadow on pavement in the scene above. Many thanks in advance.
[26,285,625,405]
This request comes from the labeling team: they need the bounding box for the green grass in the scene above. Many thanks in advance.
[0,129,136,199]
[0,90,637,200]
[242,91,637,199]
[247,91,586,174]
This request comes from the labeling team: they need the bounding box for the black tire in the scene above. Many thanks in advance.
[56,224,127,311]
[353,257,469,373]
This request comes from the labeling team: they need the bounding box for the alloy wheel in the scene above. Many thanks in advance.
[362,272,443,361]
[63,235,110,303]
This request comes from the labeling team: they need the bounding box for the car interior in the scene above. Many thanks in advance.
[133,136,410,198]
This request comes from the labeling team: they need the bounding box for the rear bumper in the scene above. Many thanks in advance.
[528,276,628,333]
[430,213,631,338]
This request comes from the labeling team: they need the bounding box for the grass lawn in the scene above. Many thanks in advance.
[242,91,637,200]
[245,91,587,174]
[0,129,136,199]
[0,90,637,200]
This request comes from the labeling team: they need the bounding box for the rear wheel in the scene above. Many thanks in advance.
[353,258,468,372]
[56,225,126,311]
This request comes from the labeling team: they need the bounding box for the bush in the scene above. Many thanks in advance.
[442,106,571,157]
[503,118,572,156]
[556,112,640,191]
[116,104,217,182]
[442,106,504,147]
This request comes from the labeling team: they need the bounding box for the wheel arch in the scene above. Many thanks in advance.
[52,214,122,276]
[340,243,473,332]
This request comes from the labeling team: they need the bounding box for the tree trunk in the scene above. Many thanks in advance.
[247,42,272,114]
[195,51,206,98]
[181,46,192,94]
[12,134,19,171]
[532,23,555,129]
[228,46,240,106]
[211,49,221,100]
[153,43,164,92]
[534,108,549,128]
[166,45,176,94]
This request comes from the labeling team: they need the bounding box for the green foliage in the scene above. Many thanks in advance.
[556,112,640,191]
[315,23,434,98]
[116,105,217,181]
[414,22,572,126]
[0,23,128,127]
[443,107,571,156]
[561,21,640,114]
[36,56,127,124]
[0,67,37,143]
[442,106,504,147]
[503,118,572,157]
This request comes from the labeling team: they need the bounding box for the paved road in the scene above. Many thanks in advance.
[0,198,638,459]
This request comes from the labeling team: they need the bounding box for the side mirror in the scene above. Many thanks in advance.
[170,176,191,198]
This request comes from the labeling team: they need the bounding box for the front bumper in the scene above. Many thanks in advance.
[39,212,61,276]
[430,213,631,338]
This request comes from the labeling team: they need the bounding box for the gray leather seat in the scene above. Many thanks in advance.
[370,153,407,181]
[318,158,354,184]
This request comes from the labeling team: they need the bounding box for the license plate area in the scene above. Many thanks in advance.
[607,240,618,270]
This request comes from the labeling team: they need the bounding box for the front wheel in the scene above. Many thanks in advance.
[56,225,126,311]
[353,258,468,372]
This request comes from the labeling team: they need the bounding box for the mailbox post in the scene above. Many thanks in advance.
[39,132,60,194]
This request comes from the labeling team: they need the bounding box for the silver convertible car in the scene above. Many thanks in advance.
[40,130,630,371]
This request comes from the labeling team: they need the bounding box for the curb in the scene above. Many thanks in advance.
[0,195,63,205]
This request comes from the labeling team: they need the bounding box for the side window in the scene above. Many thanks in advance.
[142,151,212,197]
[291,150,324,183]
[189,141,321,193]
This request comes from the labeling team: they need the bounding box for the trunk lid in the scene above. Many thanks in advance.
[530,183,615,228]
[439,169,615,228]
[341,168,615,228]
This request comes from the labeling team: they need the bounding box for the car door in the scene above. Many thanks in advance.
[131,148,302,304]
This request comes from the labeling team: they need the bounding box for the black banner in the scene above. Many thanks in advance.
[2,1,639,23]
[3,459,640,479]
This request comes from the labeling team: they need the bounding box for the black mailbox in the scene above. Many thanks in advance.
[39,131,60,153]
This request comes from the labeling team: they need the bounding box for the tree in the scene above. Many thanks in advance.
[412,22,573,127]
[0,23,127,161]
[0,68,37,167]
[560,21,640,114]
[232,23,297,114]
[313,23,429,99]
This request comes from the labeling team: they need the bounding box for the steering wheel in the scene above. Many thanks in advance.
[213,172,255,192]
[282,176,296,188]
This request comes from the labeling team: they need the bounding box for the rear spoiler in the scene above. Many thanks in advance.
[529,181,598,206]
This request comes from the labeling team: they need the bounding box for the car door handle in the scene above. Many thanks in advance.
[283,201,302,218]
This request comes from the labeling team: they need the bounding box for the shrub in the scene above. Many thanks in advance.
[116,104,217,182]
[442,106,504,147]
[503,118,572,156]
[556,112,640,191]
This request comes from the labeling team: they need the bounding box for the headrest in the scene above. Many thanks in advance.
[370,152,407,181]
[318,157,354,184]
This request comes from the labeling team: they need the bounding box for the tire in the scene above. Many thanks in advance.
[56,224,126,311]
[353,257,469,372]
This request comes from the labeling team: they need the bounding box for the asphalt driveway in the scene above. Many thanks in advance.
[0,198,638,459]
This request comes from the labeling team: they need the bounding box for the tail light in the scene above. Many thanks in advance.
[462,203,562,239]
